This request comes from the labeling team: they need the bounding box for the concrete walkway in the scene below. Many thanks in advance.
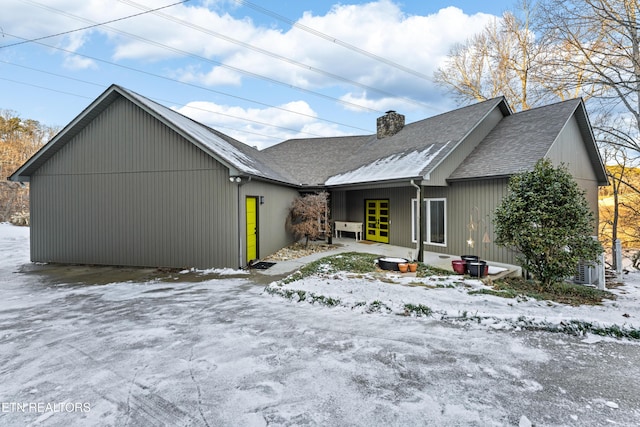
[256,238,520,277]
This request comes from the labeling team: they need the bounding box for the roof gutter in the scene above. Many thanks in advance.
[324,176,425,191]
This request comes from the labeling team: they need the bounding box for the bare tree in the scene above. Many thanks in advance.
[436,0,640,260]
[599,145,630,265]
[434,0,602,112]
[540,0,640,257]
[541,0,640,154]
[434,1,556,111]
[285,191,330,247]
[0,110,55,222]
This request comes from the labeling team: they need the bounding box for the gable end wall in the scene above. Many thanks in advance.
[428,107,505,185]
[545,115,600,233]
[30,97,238,268]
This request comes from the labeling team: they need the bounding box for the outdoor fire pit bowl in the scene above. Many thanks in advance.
[377,257,409,271]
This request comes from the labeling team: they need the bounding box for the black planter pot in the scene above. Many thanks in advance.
[377,257,409,271]
[467,260,487,278]
[460,255,479,274]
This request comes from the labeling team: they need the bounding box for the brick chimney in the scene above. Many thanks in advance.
[376,110,405,139]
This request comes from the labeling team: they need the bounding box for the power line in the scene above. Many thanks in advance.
[0,48,373,134]
[10,1,382,114]
[0,66,335,139]
[2,50,375,139]
[0,77,93,100]
[1,76,303,143]
[6,0,432,118]
[2,0,189,49]
[233,0,435,83]
[0,60,104,89]
[119,0,434,111]
[1,0,443,139]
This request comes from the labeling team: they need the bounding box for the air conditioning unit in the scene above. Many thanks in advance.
[575,261,596,285]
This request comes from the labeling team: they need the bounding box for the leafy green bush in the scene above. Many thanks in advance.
[494,159,602,288]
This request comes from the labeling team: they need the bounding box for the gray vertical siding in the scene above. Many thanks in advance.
[30,97,238,268]
[335,186,416,248]
[331,180,520,266]
[546,116,600,233]
[423,179,516,265]
[239,181,299,263]
[331,191,347,227]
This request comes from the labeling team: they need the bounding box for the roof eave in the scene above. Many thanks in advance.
[427,98,511,178]
[545,99,608,186]
[447,173,513,183]
[325,176,425,190]
[8,84,124,182]
[576,101,609,186]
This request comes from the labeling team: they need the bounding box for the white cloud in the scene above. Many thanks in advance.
[96,1,495,94]
[339,92,413,113]
[5,0,497,95]
[62,54,97,70]
[179,66,244,87]
[174,99,334,149]
[3,0,503,138]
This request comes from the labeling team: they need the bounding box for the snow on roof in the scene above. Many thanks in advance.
[324,143,450,186]
[125,89,263,176]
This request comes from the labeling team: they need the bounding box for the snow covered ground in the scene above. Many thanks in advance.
[1,223,639,426]
[265,261,640,339]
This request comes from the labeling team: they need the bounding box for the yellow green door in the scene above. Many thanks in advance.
[365,199,390,243]
[246,197,258,263]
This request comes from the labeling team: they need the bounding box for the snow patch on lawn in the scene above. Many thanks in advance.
[266,269,640,340]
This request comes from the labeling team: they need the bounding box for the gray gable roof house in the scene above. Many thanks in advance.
[10,84,608,270]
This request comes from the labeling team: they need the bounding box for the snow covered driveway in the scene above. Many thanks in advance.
[1,225,639,426]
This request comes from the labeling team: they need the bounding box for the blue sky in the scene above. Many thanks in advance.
[1,0,514,148]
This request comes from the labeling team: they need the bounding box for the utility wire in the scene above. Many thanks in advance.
[233,0,434,82]
[2,0,434,136]
[1,0,189,49]
[0,77,93,100]
[0,64,331,139]
[0,45,373,133]
[17,0,422,114]
[1,76,297,143]
[119,0,433,111]
[12,1,382,114]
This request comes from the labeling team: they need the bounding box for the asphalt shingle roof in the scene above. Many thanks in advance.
[11,85,605,188]
[10,85,298,185]
[264,97,509,186]
[448,98,585,181]
[123,86,298,184]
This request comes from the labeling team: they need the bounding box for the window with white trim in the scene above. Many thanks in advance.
[426,198,446,246]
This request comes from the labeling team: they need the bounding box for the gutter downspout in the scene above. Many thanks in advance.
[236,176,251,268]
[410,179,422,262]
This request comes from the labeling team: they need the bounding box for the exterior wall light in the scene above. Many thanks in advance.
[260,196,265,205]
[229,176,241,183]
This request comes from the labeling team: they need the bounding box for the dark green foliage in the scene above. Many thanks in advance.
[263,286,340,307]
[494,159,603,288]
[367,300,392,313]
[403,303,433,317]
[415,263,451,277]
[289,252,380,281]
[470,277,615,305]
